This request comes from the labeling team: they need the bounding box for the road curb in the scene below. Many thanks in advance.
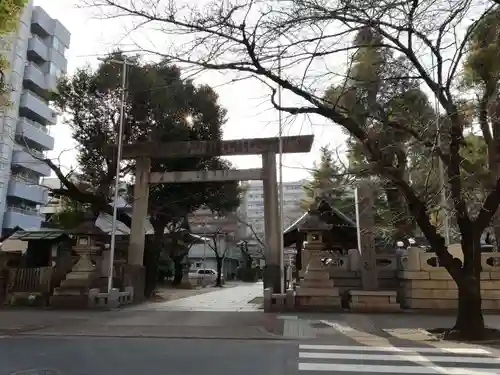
[12,331,291,341]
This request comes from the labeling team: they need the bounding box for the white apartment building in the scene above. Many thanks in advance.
[39,176,64,221]
[240,180,307,241]
[0,2,70,232]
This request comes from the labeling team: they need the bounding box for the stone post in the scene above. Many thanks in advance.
[262,151,281,293]
[128,156,151,266]
[348,181,399,312]
[357,181,378,290]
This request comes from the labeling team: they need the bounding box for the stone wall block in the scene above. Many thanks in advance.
[406,289,458,299]
[399,271,430,280]
[406,298,457,309]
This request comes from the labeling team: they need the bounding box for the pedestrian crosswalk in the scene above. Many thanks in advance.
[298,344,500,374]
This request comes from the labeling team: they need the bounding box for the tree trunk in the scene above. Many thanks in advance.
[172,256,184,285]
[144,223,165,298]
[451,236,486,340]
[244,253,252,269]
[215,256,223,287]
[453,274,485,339]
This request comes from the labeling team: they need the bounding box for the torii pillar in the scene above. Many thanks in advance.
[262,151,281,292]
[128,156,151,266]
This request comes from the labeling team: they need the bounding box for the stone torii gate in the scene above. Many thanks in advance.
[116,135,314,293]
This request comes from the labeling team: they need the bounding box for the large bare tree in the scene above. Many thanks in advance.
[89,0,500,339]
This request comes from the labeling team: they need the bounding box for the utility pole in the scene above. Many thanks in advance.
[430,52,450,245]
[277,46,285,294]
[98,56,128,293]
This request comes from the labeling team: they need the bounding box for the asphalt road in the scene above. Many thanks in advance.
[4,335,500,375]
[0,337,298,375]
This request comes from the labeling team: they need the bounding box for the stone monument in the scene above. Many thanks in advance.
[349,181,400,311]
[50,215,105,308]
[295,202,341,310]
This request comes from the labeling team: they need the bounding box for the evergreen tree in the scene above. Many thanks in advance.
[53,52,240,295]
[0,0,27,104]
[302,147,355,219]
[324,27,435,242]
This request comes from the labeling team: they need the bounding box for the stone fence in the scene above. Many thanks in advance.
[321,249,399,296]
[399,246,500,310]
[314,245,500,311]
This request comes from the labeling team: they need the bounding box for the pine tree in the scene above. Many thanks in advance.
[302,147,355,219]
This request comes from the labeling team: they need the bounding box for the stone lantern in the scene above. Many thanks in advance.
[67,214,105,280]
[51,213,105,308]
[295,205,341,309]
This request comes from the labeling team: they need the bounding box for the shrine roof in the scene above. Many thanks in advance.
[9,229,69,241]
[283,200,357,247]
[284,200,355,234]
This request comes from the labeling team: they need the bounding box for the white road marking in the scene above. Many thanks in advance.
[298,362,500,374]
[319,320,355,332]
[299,351,500,364]
[298,344,500,374]
[299,344,491,354]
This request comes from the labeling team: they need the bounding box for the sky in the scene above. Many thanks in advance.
[33,0,346,182]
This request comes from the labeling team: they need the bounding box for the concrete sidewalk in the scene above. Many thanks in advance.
[133,281,263,311]
[4,310,282,340]
[0,310,104,334]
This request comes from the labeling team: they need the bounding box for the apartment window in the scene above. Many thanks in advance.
[49,63,63,79]
[52,37,65,55]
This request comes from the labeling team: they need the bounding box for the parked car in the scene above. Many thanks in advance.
[188,269,224,284]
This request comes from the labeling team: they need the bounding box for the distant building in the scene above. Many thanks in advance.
[187,206,245,274]
[187,235,241,278]
[188,207,240,238]
[240,180,307,241]
[0,1,70,232]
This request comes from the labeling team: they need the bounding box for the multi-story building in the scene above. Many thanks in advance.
[241,180,307,242]
[0,2,70,232]
[188,207,240,238]
[39,177,65,222]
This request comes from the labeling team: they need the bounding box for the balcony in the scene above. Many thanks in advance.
[11,148,51,176]
[22,63,58,97]
[19,90,57,125]
[3,207,44,230]
[24,63,45,90]
[39,203,60,215]
[16,117,54,150]
[7,179,48,204]
[27,36,49,62]
[31,7,53,37]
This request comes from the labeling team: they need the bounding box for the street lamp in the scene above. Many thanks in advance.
[97,56,128,294]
